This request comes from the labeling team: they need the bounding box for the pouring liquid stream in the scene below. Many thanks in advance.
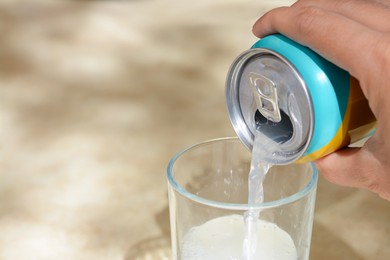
[243,133,274,259]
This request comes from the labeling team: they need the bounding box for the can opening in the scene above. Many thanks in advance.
[255,109,293,144]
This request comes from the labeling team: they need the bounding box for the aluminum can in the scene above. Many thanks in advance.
[226,34,376,164]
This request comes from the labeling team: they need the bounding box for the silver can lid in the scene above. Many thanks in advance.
[226,48,314,164]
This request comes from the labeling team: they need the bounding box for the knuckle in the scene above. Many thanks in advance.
[357,153,388,196]
[367,181,381,194]
[371,35,390,73]
[360,34,390,94]
[295,7,325,35]
[365,173,386,196]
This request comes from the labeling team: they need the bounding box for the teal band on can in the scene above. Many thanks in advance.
[252,34,350,156]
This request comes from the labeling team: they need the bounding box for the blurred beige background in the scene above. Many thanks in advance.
[0,0,389,259]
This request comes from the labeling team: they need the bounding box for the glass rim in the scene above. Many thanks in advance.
[167,137,318,210]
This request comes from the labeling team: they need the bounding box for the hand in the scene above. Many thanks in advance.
[252,0,390,200]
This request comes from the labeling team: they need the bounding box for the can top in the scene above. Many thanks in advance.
[226,48,314,164]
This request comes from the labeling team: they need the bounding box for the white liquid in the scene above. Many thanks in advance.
[243,134,273,259]
[248,134,273,205]
[181,214,297,260]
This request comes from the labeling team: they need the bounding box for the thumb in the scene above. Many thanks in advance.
[314,147,390,200]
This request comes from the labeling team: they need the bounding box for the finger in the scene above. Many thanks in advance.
[292,0,390,32]
[315,147,390,200]
[252,6,385,101]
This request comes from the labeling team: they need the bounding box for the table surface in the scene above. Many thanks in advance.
[0,1,389,259]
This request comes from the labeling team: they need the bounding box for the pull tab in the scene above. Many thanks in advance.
[249,72,281,123]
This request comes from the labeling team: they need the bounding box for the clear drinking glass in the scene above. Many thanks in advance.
[167,137,317,260]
